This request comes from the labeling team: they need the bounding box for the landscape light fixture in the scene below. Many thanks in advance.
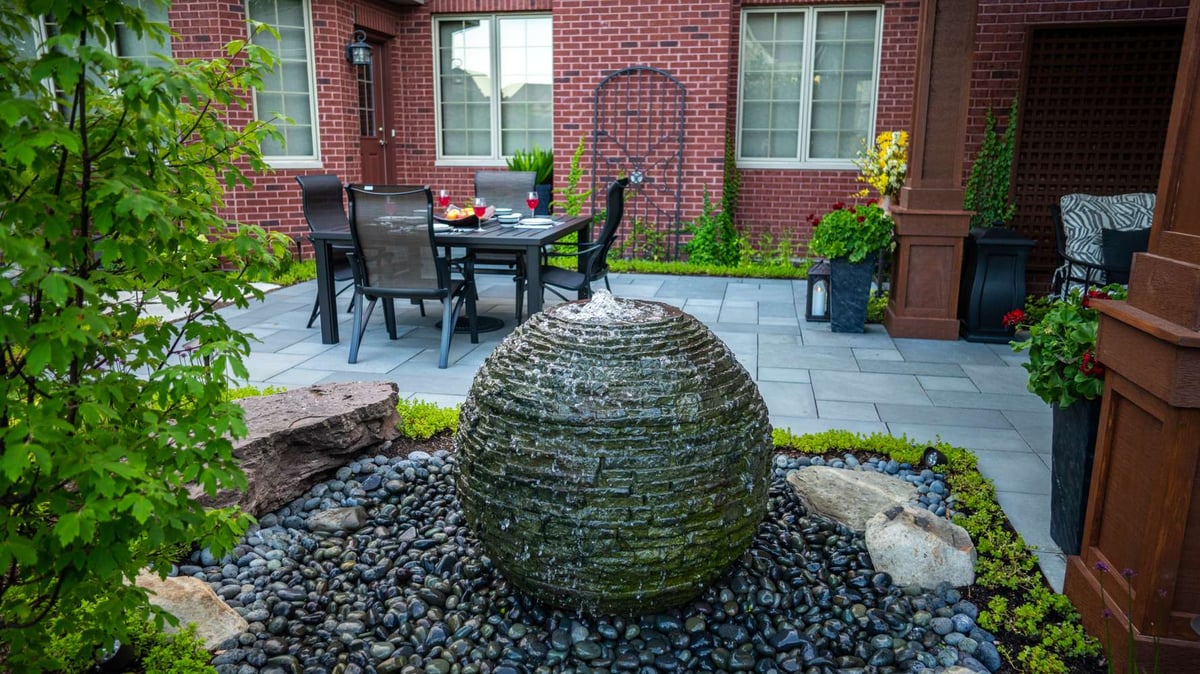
[345,30,371,66]
[805,259,831,322]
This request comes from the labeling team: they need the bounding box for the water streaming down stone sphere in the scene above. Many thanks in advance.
[455,291,773,615]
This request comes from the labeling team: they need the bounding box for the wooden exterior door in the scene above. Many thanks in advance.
[357,34,392,185]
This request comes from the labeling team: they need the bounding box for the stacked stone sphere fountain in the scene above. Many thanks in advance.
[455,292,773,614]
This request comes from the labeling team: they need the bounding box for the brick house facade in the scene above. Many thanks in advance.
[166,0,1189,268]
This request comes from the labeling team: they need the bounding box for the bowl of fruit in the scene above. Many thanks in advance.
[434,205,479,228]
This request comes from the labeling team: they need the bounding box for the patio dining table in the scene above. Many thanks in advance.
[308,214,593,344]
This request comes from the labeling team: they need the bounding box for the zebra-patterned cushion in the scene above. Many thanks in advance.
[1059,192,1155,285]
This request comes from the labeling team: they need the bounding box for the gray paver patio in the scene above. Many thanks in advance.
[221,272,1066,591]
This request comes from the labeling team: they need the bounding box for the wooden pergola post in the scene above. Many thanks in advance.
[883,0,978,340]
[1062,2,1200,670]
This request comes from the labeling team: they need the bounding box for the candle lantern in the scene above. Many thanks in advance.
[805,259,831,322]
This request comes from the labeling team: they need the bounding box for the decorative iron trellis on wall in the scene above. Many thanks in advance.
[592,66,685,261]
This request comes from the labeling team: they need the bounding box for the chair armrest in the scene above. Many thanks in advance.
[543,242,601,263]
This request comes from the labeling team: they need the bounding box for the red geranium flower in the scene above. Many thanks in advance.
[1079,350,1105,378]
[1082,288,1110,309]
[1002,309,1025,329]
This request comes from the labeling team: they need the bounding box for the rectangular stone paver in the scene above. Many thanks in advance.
[816,400,880,421]
[810,370,929,405]
[876,403,1013,428]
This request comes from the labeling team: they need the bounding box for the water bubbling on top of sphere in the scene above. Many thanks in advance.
[552,290,668,324]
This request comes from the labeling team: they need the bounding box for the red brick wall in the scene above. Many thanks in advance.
[171,0,1190,259]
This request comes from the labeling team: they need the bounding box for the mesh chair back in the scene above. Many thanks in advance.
[346,185,442,293]
[475,171,536,212]
[296,175,349,232]
[586,178,629,279]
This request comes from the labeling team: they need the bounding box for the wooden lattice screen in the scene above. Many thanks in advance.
[1011,22,1184,292]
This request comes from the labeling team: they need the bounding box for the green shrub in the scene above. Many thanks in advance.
[396,397,460,439]
[553,136,591,217]
[867,292,889,323]
[136,623,216,674]
[685,187,744,266]
[0,5,283,670]
[606,258,807,280]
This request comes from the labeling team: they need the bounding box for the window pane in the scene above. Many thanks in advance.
[249,0,315,159]
[771,131,799,158]
[844,42,874,70]
[811,101,838,129]
[773,102,800,129]
[771,74,802,101]
[742,101,770,128]
[443,131,467,155]
[286,94,311,124]
[815,12,846,40]
[467,131,490,155]
[845,10,878,39]
[742,130,770,158]
[810,131,838,157]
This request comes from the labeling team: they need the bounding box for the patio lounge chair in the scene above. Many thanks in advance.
[295,174,355,328]
[345,185,478,368]
[1051,192,1154,297]
[540,177,629,302]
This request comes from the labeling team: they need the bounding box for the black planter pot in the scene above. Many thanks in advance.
[830,252,876,333]
[959,226,1034,343]
[1050,397,1103,555]
[534,183,552,216]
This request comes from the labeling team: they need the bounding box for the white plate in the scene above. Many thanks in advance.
[433,223,453,232]
[518,217,555,226]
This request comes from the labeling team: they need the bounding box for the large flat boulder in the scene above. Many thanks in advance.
[192,381,402,516]
[865,503,976,588]
[786,466,918,532]
[136,572,247,650]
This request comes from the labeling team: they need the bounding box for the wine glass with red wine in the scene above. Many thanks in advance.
[473,196,487,229]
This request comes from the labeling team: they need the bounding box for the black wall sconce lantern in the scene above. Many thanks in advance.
[345,30,372,66]
[805,259,831,322]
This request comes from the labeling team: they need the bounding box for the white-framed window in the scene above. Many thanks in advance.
[25,1,172,63]
[737,6,882,169]
[434,14,553,163]
[248,0,319,166]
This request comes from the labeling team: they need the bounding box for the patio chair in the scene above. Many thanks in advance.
[473,170,537,319]
[540,177,628,302]
[1051,192,1154,297]
[295,174,355,328]
[345,185,478,368]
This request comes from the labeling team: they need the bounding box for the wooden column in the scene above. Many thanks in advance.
[1063,2,1200,670]
[884,0,978,340]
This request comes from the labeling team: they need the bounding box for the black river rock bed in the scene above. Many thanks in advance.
[183,449,999,674]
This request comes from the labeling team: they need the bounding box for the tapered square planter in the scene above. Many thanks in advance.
[830,253,877,333]
[1050,397,1102,555]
